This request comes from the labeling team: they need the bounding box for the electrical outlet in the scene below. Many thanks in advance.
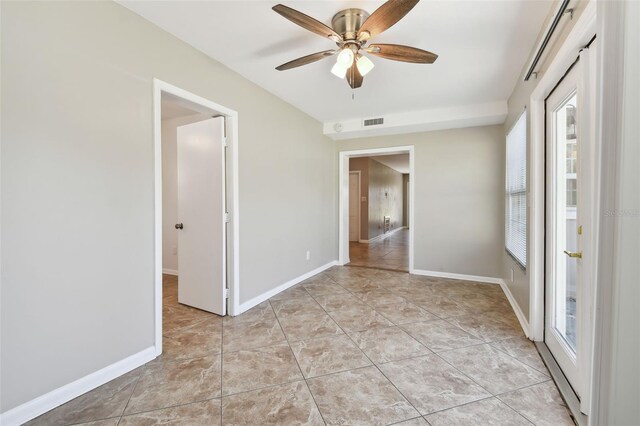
[172,246,178,255]
[306,250,310,261]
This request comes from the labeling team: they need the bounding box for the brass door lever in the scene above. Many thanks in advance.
[564,250,582,259]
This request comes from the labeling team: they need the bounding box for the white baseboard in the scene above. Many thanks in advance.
[0,346,156,426]
[238,260,338,314]
[162,268,178,276]
[499,279,531,338]
[358,226,406,244]
[411,269,503,285]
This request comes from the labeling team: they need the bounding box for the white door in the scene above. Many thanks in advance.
[349,172,360,242]
[176,117,226,315]
[545,64,588,399]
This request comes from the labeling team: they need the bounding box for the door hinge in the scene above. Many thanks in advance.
[223,288,229,299]
[223,137,228,147]
[224,212,231,223]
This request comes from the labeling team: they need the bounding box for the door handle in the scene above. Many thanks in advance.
[563,250,582,259]
[175,223,183,230]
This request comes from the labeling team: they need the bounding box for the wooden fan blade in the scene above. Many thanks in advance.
[367,44,437,63]
[273,4,342,42]
[276,50,337,71]
[358,0,419,39]
[346,63,363,89]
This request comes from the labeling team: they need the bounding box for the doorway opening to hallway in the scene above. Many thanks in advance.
[153,79,240,356]
[339,147,414,273]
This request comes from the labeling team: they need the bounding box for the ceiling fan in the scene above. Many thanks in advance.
[273,0,438,89]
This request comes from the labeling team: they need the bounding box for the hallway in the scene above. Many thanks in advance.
[349,228,410,271]
[28,267,572,425]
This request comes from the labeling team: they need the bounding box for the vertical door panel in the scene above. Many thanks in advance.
[545,66,581,395]
[177,117,226,315]
[349,173,359,242]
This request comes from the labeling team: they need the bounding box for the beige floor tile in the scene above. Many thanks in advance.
[379,355,490,415]
[327,304,393,332]
[302,280,348,296]
[26,369,140,425]
[74,419,121,426]
[267,285,309,302]
[124,355,221,415]
[374,301,439,325]
[400,320,483,352]
[270,295,325,318]
[392,418,428,425]
[222,344,302,395]
[119,399,221,425]
[352,290,408,307]
[312,292,368,311]
[290,334,371,378]
[439,344,549,394]
[161,318,222,361]
[424,397,530,426]
[412,296,476,318]
[445,314,523,342]
[498,380,574,426]
[222,316,286,352]
[349,326,431,364]
[277,311,344,342]
[490,337,548,373]
[307,366,419,425]
[222,381,323,425]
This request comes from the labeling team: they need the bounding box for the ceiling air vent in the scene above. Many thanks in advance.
[363,117,384,127]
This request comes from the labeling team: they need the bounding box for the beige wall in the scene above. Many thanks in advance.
[403,174,410,226]
[502,0,591,319]
[1,1,336,412]
[349,158,370,240]
[367,159,404,239]
[338,126,505,278]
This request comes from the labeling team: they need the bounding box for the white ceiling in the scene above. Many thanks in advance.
[121,0,552,124]
[371,154,410,174]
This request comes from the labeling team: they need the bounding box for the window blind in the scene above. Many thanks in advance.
[506,111,527,268]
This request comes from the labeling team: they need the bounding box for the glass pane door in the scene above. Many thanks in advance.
[553,93,578,353]
[545,64,582,396]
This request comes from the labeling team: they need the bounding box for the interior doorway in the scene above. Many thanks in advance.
[339,146,414,273]
[153,80,240,356]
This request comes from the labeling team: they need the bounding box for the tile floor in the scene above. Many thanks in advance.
[349,228,409,271]
[27,267,575,425]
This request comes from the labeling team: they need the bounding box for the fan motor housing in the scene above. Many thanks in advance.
[331,8,370,40]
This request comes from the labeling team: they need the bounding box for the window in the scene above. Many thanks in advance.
[506,111,527,268]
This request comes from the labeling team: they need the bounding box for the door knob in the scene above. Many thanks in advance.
[175,223,183,230]
[563,250,582,259]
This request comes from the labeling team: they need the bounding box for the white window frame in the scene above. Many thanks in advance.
[506,110,527,268]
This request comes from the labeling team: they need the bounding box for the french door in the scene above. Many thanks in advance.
[545,62,587,401]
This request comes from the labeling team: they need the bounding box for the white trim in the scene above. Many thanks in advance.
[238,261,338,313]
[162,268,178,276]
[339,146,414,273]
[528,0,596,342]
[412,269,503,285]
[499,279,531,338]
[324,101,507,140]
[153,79,241,357]
[348,170,361,243]
[357,226,407,244]
[0,347,156,426]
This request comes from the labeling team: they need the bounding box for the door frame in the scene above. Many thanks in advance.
[527,1,596,416]
[338,146,414,271]
[153,79,240,356]
[348,171,361,244]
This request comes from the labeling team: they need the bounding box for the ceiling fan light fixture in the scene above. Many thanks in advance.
[356,54,375,76]
[331,62,348,79]
[336,48,355,68]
